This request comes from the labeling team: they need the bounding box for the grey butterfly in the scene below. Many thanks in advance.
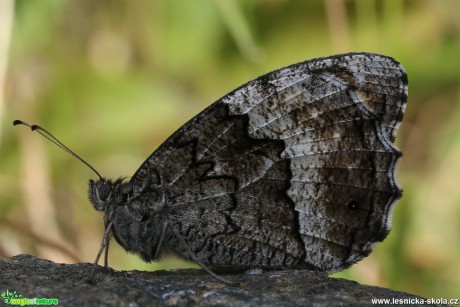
[17,52,408,277]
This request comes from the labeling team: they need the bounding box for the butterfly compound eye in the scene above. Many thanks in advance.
[97,183,112,202]
[88,179,112,211]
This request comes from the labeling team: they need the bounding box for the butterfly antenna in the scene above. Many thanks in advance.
[13,119,103,180]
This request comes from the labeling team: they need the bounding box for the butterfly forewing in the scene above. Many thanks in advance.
[128,52,407,271]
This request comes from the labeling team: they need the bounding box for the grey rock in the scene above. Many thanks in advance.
[0,254,435,306]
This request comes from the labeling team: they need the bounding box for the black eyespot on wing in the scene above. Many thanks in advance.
[346,200,359,211]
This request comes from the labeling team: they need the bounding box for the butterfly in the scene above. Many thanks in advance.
[15,52,408,281]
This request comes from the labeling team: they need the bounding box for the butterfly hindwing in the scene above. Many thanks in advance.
[128,52,408,270]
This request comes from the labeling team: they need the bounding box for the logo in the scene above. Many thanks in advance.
[1,290,58,306]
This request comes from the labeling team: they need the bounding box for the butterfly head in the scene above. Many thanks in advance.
[88,178,115,212]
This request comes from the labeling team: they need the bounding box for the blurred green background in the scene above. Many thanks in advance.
[0,0,459,300]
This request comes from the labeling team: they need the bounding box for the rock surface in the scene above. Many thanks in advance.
[0,254,434,306]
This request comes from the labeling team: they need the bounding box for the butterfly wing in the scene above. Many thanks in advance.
[130,53,408,271]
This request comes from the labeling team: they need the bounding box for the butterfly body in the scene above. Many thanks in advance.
[88,53,407,272]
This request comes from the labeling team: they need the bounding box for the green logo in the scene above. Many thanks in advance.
[1,290,58,306]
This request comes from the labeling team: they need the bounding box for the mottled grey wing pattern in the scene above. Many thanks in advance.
[130,53,407,271]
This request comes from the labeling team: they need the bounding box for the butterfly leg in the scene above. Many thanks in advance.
[153,221,168,259]
[171,227,238,285]
[104,237,110,267]
[88,221,113,282]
